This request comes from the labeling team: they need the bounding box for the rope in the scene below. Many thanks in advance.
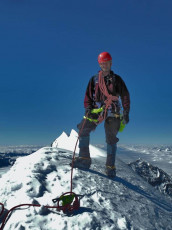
[70,114,88,193]
[0,203,58,230]
[0,121,88,230]
[98,71,119,123]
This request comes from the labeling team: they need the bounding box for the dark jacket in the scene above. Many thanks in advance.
[84,71,130,115]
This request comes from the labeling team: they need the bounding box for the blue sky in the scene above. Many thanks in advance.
[0,0,172,146]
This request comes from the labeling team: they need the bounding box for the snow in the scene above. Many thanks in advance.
[117,217,127,230]
[52,129,106,158]
[0,131,172,230]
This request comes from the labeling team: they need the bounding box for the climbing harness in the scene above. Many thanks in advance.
[83,71,126,132]
[0,118,88,230]
[84,70,119,124]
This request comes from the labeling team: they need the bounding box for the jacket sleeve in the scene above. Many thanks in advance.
[118,77,130,113]
[84,77,95,109]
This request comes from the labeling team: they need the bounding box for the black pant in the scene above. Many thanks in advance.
[77,117,120,145]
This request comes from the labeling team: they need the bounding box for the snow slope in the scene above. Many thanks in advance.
[0,131,172,230]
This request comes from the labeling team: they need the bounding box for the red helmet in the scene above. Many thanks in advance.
[98,52,112,63]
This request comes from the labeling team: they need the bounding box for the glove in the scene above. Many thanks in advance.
[123,111,129,124]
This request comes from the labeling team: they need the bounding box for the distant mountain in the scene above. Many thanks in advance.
[128,159,172,198]
[118,144,172,176]
[0,146,43,168]
[0,155,14,167]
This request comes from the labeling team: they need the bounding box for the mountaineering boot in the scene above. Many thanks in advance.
[71,136,91,169]
[72,157,91,169]
[105,143,117,178]
[105,165,116,178]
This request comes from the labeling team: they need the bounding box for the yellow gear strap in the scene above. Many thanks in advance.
[78,157,90,160]
[83,116,98,123]
[91,107,104,114]
[106,165,116,169]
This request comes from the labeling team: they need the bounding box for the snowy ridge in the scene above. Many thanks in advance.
[52,129,105,158]
[0,131,172,230]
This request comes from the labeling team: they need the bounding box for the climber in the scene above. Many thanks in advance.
[72,52,130,178]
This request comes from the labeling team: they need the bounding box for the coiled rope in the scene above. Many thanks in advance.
[98,71,119,123]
